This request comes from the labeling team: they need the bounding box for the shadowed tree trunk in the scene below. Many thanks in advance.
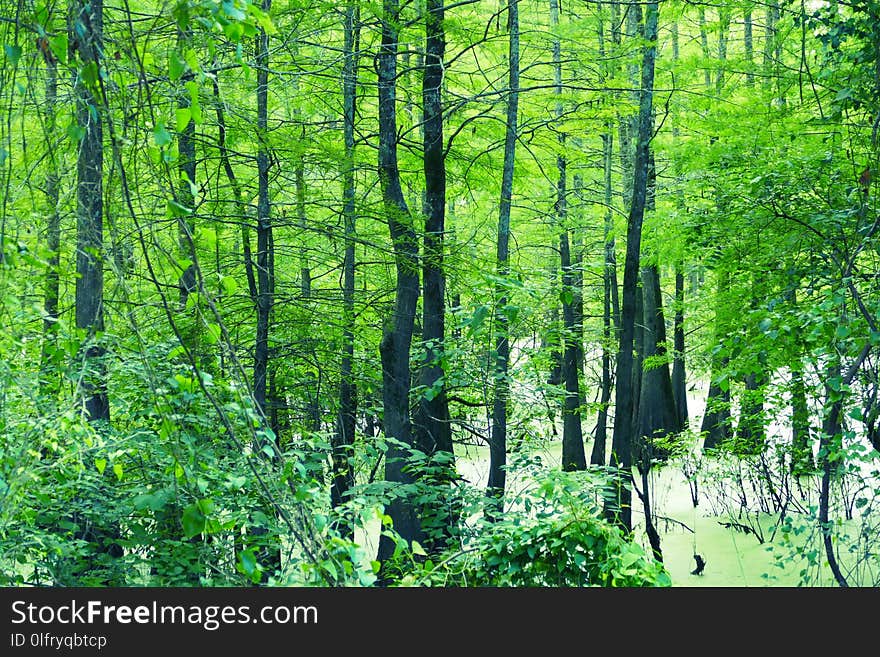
[606,0,659,532]
[701,272,732,450]
[552,0,585,472]
[593,5,621,465]
[413,0,457,551]
[376,0,426,565]
[672,267,688,429]
[250,0,281,578]
[73,0,109,424]
[40,25,61,401]
[331,0,360,538]
[487,0,519,517]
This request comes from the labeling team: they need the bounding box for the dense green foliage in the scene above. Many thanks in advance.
[1,0,880,587]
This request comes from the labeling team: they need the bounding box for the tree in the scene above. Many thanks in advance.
[376,0,426,565]
[487,0,520,516]
[606,0,659,532]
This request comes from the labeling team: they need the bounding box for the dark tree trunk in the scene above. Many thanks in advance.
[606,0,659,532]
[376,0,425,564]
[40,41,60,400]
[250,1,281,578]
[487,0,519,516]
[560,230,585,471]
[413,0,456,550]
[253,7,273,422]
[671,266,688,429]
[744,9,754,86]
[415,0,452,459]
[73,0,109,424]
[593,8,620,465]
[176,27,196,258]
[637,264,680,464]
[331,0,360,538]
[701,274,732,451]
[552,0,585,472]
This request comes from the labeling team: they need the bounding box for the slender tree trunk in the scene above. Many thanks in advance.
[551,0,585,472]
[413,0,456,550]
[593,2,621,466]
[331,0,360,538]
[73,0,109,423]
[592,130,617,466]
[818,351,856,588]
[415,0,452,459]
[487,0,519,516]
[670,20,688,431]
[716,7,730,93]
[606,0,659,532]
[40,38,60,400]
[177,27,196,258]
[744,9,754,87]
[376,0,425,564]
[671,267,688,429]
[253,5,273,421]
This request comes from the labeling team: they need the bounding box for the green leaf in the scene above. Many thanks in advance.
[95,458,107,475]
[204,322,221,345]
[220,274,238,296]
[411,540,427,556]
[238,548,257,576]
[153,123,172,147]
[176,107,192,133]
[112,463,124,481]
[181,503,206,538]
[167,199,192,217]
[169,50,186,82]
[186,81,203,123]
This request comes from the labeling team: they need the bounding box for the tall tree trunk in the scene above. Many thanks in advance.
[487,0,519,516]
[744,9,754,87]
[415,0,452,460]
[413,0,456,550]
[671,267,688,429]
[376,0,425,564]
[551,0,585,472]
[606,0,659,532]
[253,4,273,421]
[250,0,281,579]
[177,27,196,258]
[67,0,122,586]
[40,33,60,400]
[701,275,732,450]
[331,0,360,538]
[669,20,688,431]
[73,0,109,424]
[593,4,620,466]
